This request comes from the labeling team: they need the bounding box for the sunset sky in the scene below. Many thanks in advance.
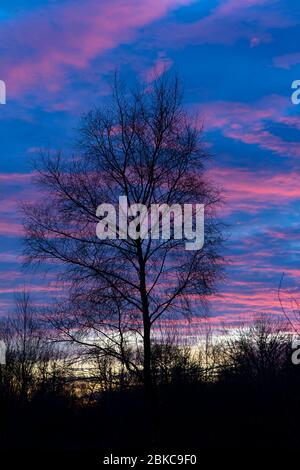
[1,0,300,328]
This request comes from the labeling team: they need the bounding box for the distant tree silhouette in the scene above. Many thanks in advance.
[0,291,44,400]
[220,316,290,385]
[0,291,69,402]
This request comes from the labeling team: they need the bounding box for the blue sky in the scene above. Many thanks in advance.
[1,0,300,328]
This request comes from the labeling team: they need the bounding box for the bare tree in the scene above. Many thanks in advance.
[220,316,290,384]
[22,73,224,405]
[278,272,300,335]
[0,291,71,402]
[151,329,201,386]
[0,291,45,400]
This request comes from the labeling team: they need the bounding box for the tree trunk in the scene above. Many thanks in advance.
[136,242,153,413]
[140,264,156,444]
[143,315,152,400]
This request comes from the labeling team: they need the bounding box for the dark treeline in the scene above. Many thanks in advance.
[1,295,299,451]
[2,74,298,454]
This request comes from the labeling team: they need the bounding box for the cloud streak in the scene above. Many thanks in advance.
[197,95,300,158]
[0,0,191,99]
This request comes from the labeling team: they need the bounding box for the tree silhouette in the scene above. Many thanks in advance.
[0,290,67,401]
[22,73,224,410]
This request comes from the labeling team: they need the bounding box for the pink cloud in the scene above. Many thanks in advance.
[0,252,22,264]
[217,0,273,15]
[156,0,293,48]
[196,95,300,158]
[143,55,173,82]
[208,167,300,214]
[0,285,63,294]
[0,173,31,183]
[0,172,36,236]
[1,0,191,99]
[0,222,24,237]
[0,271,22,282]
[273,52,300,69]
